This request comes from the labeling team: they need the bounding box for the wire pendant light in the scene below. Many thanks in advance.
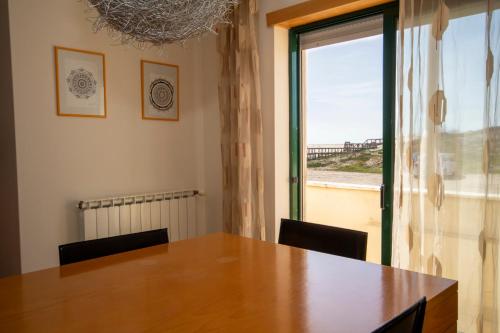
[87,0,238,46]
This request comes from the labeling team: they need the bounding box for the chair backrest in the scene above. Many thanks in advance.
[59,228,169,265]
[278,219,367,260]
[371,297,427,333]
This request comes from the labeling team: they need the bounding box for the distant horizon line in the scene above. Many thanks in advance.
[308,126,500,145]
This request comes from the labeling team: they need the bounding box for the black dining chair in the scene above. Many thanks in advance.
[278,218,368,260]
[59,228,169,265]
[372,297,427,333]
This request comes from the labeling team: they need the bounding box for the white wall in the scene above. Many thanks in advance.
[8,0,221,273]
[6,0,301,273]
[258,1,303,241]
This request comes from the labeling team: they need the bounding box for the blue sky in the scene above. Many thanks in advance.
[305,35,383,144]
[305,13,491,145]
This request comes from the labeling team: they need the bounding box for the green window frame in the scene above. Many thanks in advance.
[288,3,398,265]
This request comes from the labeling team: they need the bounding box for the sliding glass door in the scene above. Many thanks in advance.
[289,4,397,265]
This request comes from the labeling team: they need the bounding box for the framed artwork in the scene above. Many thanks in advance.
[141,60,179,121]
[54,46,107,118]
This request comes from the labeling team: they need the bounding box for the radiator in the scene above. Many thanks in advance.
[78,190,199,242]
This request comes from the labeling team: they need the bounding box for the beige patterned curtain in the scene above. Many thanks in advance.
[393,0,499,331]
[216,0,265,240]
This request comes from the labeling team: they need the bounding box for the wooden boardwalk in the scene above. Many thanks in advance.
[307,138,382,160]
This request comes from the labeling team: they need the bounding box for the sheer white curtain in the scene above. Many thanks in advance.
[393,0,499,331]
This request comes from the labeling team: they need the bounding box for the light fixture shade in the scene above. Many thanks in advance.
[87,0,238,46]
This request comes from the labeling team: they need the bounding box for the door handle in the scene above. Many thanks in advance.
[380,184,385,210]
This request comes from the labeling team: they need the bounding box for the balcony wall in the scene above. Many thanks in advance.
[304,182,381,263]
[305,179,500,331]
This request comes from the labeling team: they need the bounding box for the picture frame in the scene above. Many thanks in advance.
[141,60,179,121]
[54,46,107,118]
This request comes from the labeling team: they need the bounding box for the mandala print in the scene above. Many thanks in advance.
[66,68,97,99]
[149,79,174,111]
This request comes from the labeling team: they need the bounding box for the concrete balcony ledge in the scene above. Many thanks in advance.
[306,180,500,200]
[307,180,380,192]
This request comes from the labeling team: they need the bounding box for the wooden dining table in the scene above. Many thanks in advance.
[0,232,457,333]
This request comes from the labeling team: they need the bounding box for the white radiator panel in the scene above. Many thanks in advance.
[79,190,199,242]
[130,204,141,233]
[151,201,161,230]
[169,199,180,242]
[96,208,109,238]
[108,207,120,237]
[119,205,131,235]
[160,200,169,231]
[179,199,188,241]
[140,202,151,232]
[83,209,97,240]
[187,196,196,238]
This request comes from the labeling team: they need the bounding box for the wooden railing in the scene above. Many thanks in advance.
[307,139,382,160]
